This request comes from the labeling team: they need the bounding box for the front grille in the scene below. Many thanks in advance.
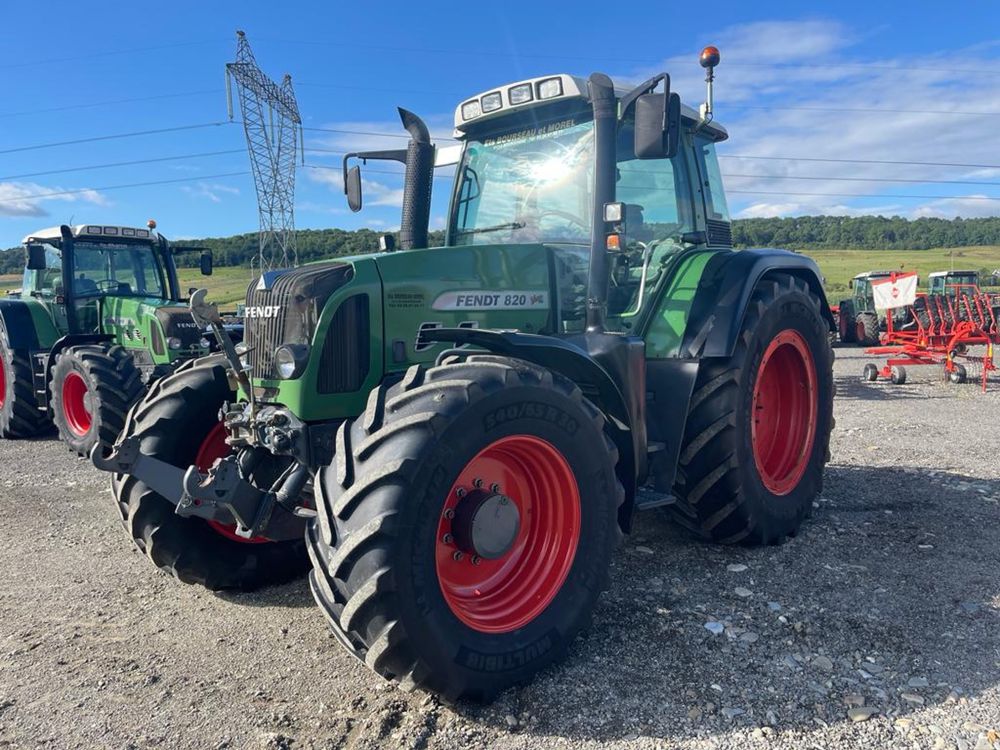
[317,294,370,393]
[244,264,353,381]
[706,219,732,248]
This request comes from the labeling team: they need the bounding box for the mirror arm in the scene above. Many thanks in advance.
[619,73,669,122]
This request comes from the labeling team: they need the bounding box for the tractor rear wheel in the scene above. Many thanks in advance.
[0,331,48,438]
[668,274,833,546]
[838,299,856,343]
[308,356,623,701]
[111,355,309,591]
[856,312,880,346]
[50,344,144,457]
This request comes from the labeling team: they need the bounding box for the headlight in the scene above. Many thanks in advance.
[461,100,482,121]
[167,337,182,350]
[537,77,563,99]
[508,83,533,105]
[234,341,250,369]
[480,91,502,113]
[274,344,309,380]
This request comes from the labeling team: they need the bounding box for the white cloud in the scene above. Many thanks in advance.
[617,19,1000,220]
[182,182,240,204]
[0,181,107,218]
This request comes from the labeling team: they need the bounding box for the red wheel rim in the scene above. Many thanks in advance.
[0,353,7,409]
[751,329,818,496]
[195,423,268,544]
[435,435,581,634]
[61,371,93,437]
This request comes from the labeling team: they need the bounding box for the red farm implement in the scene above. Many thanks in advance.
[862,276,999,391]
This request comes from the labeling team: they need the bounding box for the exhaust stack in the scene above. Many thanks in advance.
[398,108,434,250]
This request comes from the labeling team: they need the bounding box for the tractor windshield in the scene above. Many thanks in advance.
[451,119,596,246]
[24,240,166,299]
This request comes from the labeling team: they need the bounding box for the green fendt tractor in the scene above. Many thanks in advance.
[95,48,835,699]
[0,223,214,456]
[837,271,890,345]
[928,269,979,296]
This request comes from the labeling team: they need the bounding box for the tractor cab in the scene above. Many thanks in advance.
[848,271,893,313]
[928,270,979,297]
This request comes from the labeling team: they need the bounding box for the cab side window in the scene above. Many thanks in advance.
[695,138,730,222]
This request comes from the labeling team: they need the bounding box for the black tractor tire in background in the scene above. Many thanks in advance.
[111,355,309,591]
[856,312,880,346]
[0,329,48,438]
[838,299,856,343]
[50,344,144,457]
[308,356,623,701]
[667,273,834,546]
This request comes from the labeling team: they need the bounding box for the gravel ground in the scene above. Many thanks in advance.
[0,346,998,750]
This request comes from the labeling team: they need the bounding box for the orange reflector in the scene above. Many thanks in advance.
[606,234,621,251]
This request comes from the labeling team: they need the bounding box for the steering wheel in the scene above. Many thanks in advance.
[528,209,590,231]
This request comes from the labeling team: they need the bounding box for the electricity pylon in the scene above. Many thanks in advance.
[226,30,303,271]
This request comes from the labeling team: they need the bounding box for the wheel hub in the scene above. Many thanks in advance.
[449,488,521,560]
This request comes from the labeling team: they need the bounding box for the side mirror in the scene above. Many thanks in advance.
[200,251,213,276]
[26,244,47,271]
[634,92,681,159]
[346,165,363,212]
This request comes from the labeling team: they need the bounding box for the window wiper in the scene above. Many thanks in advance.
[454,222,525,237]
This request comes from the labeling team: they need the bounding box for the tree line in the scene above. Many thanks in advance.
[4,216,1000,275]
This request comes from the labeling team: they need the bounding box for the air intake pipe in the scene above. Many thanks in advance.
[398,108,434,250]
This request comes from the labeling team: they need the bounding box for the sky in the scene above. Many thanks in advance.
[2,1,1000,249]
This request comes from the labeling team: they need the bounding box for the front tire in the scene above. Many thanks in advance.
[308,356,623,701]
[111,355,309,591]
[0,329,48,438]
[838,299,857,343]
[50,344,144,457]
[667,274,834,546]
[856,312,880,346]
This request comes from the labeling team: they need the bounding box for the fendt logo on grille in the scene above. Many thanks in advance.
[245,305,281,318]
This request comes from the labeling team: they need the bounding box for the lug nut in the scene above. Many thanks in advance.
[452,551,463,561]
[471,555,482,566]
[473,478,484,488]
[442,533,453,544]
[490,483,501,493]
[455,487,466,498]
[443,508,455,520]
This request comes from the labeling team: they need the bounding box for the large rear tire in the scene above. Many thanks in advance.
[856,311,880,346]
[50,344,144,457]
[667,274,833,546]
[308,356,623,701]
[0,329,48,438]
[111,355,309,591]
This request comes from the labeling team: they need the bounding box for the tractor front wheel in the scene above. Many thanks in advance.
[838,299,857,343]
[856,312,880,346]
[0,329,49,438]
[111,355,309,590]
[668,274,833,545]
[309,356,623,701]
[50,345,144,457]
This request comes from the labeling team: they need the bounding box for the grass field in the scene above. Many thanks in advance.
[6,246,1000,309]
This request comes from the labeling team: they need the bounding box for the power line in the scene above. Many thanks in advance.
[0,150,244,181]
[0,172,249,205]
[728,189,1000,202]
[0,89,224,119]
[0,121,236,155]
[720,154,1000,170]
[264,38,994,75]
[723,173,1000,188]
[303,125,458,141]
[727,103,1000,117]
[0,40,216,71]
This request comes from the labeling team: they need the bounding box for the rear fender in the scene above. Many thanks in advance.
[0,298,55,350]
[681,249,833,359]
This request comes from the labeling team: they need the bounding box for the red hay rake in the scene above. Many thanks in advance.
[863,279,999,391]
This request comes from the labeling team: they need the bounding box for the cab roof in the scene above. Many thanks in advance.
[22,224,158,244]
[928,270,978,277]
[452,73,728,142]
[853,271,894,280]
